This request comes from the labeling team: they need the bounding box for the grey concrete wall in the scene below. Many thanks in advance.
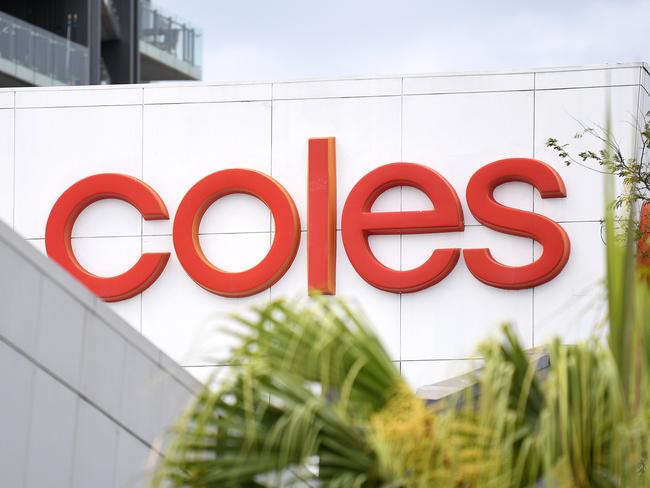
[0,218,202,487]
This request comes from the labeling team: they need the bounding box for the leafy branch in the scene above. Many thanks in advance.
[546,110,650,213]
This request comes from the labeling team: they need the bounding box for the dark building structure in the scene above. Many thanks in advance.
[0,0,201,86]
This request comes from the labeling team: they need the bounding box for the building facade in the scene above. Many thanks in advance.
[0,63,648,391]
[0,217,200,487]
[0,0,201,87]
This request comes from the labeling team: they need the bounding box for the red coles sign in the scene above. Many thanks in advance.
[45,137,570,302]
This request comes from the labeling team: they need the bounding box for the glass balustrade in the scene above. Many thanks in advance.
[139,1,202,69]
[0,10,89,85]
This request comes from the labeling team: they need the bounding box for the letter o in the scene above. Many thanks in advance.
[173,169,301,297]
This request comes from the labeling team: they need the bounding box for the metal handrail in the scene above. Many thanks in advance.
[139,1,202,68]
[0,9,89,85]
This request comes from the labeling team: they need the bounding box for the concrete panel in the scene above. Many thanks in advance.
[25,370,78,488]
[158,372,195,443]
[0,239,42,355]
[0,216,199,487]
[119,343,164,444]
[35,277,86,388]
[115,428,156,488]
[0,341,35,487]
[72,401,119,488]
[81,314,127,418]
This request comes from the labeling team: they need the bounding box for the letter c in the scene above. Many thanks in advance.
[45,174,170,302]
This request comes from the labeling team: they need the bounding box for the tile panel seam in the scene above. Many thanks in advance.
[20,220,609,241]
[0,331,166,457]
[9,83,645,110]
[185,357,489,367]
[0,229,198,395]
[0,61,643,94]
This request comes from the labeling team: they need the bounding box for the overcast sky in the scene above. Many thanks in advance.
[155,0,650,83]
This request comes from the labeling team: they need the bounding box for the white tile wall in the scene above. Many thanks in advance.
[0,107,13,228]
[339,232,402,360]
[403,72,533,95]
[401,226,534,361]
[402,90,534,226]
[142,100,272,236]
[270,230,307,299]
[4,64,645,391]
[533,221,607,345]
[269,231,401,357]
[272,95,401,230]
[144,82,272,104]
[141,233,271,366]
[535,66,642,90]
[15,86,142,108]
[273,77,401,99]
[0,90,14,108]
[71,236,144,325]
[72,199,144,238]
[14,105,143,239]
[534,85,641,223]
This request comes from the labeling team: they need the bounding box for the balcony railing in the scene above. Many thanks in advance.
[0,10,89,86]
[139,2,202,69]
[103,0,120,21]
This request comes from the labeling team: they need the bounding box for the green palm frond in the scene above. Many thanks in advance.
[156,106,650,487]
[154,297,404,487]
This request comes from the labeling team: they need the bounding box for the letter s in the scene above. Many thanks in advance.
[463,158,570,289]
